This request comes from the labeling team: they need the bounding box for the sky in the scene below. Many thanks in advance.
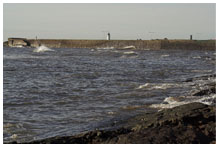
[3,3,216,41]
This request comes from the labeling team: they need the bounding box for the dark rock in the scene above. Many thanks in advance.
[14,102,215,144]
[185,74,216,82]
[3,41,9,47]
[193,87,216,96]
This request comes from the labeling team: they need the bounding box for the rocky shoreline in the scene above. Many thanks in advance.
[16,102,215,144]
[9,74,216,144]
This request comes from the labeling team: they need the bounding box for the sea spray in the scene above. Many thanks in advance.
[33,45,54,53]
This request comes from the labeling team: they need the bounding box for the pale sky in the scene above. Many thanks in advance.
[3,3,216,41]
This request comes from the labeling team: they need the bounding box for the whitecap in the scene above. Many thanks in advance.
[192,56,201,59]
[10,134,18,139]
[111,50,119,53]
[33,45,54,53]
[150,96,190,109]
[123,51,138,55]
[136,83,150,89]
[161,54,169,57]
[122,45,136,49]
[107,111,116,115]
[97,46,114,50]
[196,94,216,105]
[150,94,216,110]
[136,83,179,90]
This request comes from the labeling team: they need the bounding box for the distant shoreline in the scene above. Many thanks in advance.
[4,38,216,50]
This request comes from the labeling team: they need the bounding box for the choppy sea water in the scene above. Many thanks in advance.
[3,46,216,143]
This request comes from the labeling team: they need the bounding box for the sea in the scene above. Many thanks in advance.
[3,46,216,143]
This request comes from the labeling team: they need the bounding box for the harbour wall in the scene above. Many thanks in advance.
[5,38,216,50]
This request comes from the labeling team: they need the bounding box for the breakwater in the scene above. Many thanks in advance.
[5,38,216,50]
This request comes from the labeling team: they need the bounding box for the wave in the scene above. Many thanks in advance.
[150,94,216,109]
[121,45,136,49]
[4,54,48,59]
[136,83,150,89]
[150,75,216,109]
[97,47,115,50]
[123,51,138,55]
[33,45,54,53]
[136,83,179,90]
[119,51,138,58]
[15,45,24,48]
[192,56,201,59]
[161,54,169,57]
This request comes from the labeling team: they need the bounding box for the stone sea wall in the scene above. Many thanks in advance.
[4,38,216,50]
[27,39,162,49]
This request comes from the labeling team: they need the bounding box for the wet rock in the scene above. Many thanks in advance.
[193,86,215,96]
[185,74,216,82]
[14,102,215,144]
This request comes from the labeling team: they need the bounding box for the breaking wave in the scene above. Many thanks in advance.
[150,94,216,109]
[121,45,136,49]
[97,47,115,50]
[136,83,179,90]
[161,54,169,57]
[149,74,216,109]
[33,45,54,53]
[123,51,138,55]
[193,56,201,59]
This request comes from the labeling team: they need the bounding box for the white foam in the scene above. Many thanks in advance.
[150,94,216,109]
[16,45,24,48]
[10,134,18,139]
[161,54,169,57]
[193,56,201,59]
[196,94,216,105]
[150,101,189,109]
[122,45,136,49]
[123,51,137,55]
[136,83,150,89]
[137,83,179,90]
[107,111,116,115]
[33,45,54,53]
[97,47,114,50]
